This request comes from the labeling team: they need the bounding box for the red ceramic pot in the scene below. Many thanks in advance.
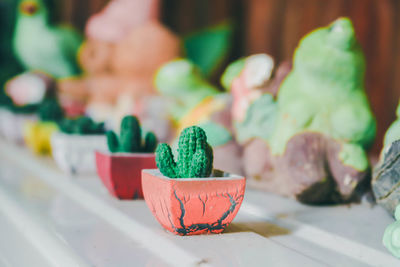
[142,169,246,236]
[95,151,156,199]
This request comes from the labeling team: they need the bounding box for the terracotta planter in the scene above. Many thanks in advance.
[142,169,246,236]
[0,108,37,144]
[51,132,107,175]
[95,151,156,199]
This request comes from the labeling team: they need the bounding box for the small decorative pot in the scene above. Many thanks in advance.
[142,169,246,236]
[24,121,59,155]
[51,132,107,175]
[0,108,37,144]
[95,151,156,199]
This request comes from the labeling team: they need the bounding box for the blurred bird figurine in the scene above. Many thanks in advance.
[13,0,82,78]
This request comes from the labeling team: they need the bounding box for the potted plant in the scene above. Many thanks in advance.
[51,116,107,175]
[23,98,64,155]
[142,126,246,236]
[96,115,157,199]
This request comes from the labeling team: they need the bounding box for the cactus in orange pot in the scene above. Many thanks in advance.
[156,126,213,178]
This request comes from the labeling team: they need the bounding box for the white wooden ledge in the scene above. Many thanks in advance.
[0,138,397,267]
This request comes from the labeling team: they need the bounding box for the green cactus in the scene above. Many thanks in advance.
[107,115,157,153]
[156,126,213,178]
[38,98,64,122]
[59,116,104,135]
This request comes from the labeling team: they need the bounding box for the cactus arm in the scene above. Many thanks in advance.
[205,143,213,175]
[177,127,199,177]
[143,132,158,153]
[189,146,213,177]
[107,131,119,153]
[190,142,213,178]
[156,143,178,178]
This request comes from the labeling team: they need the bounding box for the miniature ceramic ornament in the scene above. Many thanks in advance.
[51,117,107,175]
[13,0,82,78]
[155,59,243,174]
[372,102,400,215]
[225,18,376,204]
[383,204,400,258]
[155,59,220,124]
[0,71,55,143]
[183,22,232,78]
[96,115,157,199]
[142,126,245,236]
[85,0,159,43]
[76,21,179,128]
[5,71,54,107]
[23,99,63,155]
[73,0,179,127]
[56,77,88,117]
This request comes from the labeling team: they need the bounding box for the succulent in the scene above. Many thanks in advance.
[59,116,105,135]
[107,115,157,153]
[156,126,213,178]
[38,98,64,122]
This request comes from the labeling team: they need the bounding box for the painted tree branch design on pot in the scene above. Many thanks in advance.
[142,126,246,236]
[96,115,157,199]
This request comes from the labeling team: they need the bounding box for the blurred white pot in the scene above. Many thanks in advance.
[0,108,37,144]
[51,132,107,175]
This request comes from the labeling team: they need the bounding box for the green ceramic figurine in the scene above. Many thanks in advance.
[225,17,376,204]
[154,59,220,123]
[13,0,82,78]
[383,204,400,258]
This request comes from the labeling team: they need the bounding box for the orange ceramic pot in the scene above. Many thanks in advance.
[142,169,246,236]
[96,151,156,199]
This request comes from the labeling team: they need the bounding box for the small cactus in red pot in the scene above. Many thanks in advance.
[142,126,246,235]
[96,115,157,199]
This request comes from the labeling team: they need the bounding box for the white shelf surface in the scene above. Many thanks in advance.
[0,138,398,267]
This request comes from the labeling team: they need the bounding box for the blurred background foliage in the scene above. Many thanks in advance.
[1,0,399,154]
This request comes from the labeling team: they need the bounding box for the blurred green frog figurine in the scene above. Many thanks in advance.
[224,17,376,204]
[13,0,82,78]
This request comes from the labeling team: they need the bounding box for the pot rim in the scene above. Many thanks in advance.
[96,150,155,158]
[142,169,245,181]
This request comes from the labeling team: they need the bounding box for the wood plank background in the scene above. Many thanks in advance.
[59,0,400,153]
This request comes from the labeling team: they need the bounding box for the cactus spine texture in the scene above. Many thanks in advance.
[107,115,157,153]
[156,126,213,178]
